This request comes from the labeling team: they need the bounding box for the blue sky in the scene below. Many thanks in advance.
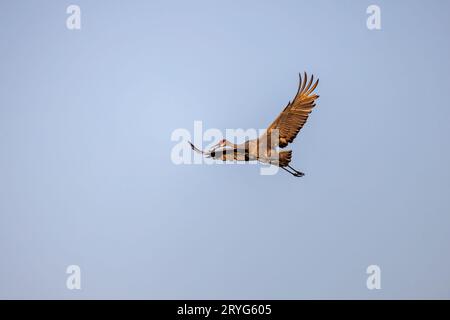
[1,0,450,298]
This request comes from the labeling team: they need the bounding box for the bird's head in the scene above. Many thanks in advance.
[218,139,227,147]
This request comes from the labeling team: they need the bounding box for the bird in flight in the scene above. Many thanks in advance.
[189,72,319,177]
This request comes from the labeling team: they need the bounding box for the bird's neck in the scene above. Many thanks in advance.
[225,141,238,149]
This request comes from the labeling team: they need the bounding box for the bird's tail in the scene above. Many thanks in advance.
[278,150,292,167]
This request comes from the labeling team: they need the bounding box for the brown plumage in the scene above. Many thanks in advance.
[266,72,319,148]
[189,72,319,177]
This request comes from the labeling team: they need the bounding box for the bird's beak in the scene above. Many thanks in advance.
[188,141,206,155]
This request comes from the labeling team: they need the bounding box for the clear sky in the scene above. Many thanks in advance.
[1,0,450,299]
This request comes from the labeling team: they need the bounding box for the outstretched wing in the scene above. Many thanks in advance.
[266,73,319,148]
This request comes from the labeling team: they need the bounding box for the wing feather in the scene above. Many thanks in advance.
[266,73,319,148]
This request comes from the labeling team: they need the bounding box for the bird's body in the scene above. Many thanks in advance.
[189,73,319,177]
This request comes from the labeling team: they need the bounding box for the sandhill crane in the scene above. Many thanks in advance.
[189,72,319,177]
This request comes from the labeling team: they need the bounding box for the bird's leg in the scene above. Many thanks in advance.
[281,166,303,177]
[287,165,305,177]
